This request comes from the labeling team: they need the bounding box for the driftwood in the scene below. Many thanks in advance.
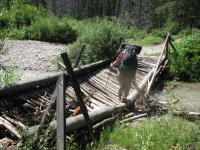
[93,113,120,130]
[0,116,21,139]
[125,112,134,118]
[120,113,147,123]
[2,114,26,129]
[172,111,200,119]
[25,103,126,138]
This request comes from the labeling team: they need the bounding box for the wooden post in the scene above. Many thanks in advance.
[132,81,151,110]
[61,53,95,141]
[74,43,86,68]
[146,33,170,94]
[57,73,67,150]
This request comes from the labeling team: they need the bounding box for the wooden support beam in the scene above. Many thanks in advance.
[74,43,86,68]
[25,104,126,138]
[57,73,67,150]
[132,81,151,110]
[146,33,170,94]
[61,52,95,141]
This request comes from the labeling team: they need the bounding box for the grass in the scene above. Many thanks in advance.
[86,114,200,150]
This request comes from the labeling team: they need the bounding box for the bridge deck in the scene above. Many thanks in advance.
[0,56,163,113]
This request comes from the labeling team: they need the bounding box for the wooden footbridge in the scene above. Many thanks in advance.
[0,34,175,149]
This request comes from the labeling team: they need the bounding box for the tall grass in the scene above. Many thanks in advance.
[89,114,200,150]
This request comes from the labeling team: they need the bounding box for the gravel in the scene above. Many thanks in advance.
[0,40,163,81]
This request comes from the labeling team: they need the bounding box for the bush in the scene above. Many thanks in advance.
[13,15,78,43]
[0,1,46,30]
[0,66,21,85]
[68,17,127,64]
[169,31,200,82]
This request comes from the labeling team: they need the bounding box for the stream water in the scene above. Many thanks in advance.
[151,81,200,112]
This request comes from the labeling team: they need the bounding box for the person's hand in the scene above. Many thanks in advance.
[110,61,114,67]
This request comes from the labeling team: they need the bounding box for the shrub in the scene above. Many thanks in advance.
[68,17,127,64]
[169,31,200,82]
[0,65,21,85]
[0,1,46,30]
[14,15,78,43]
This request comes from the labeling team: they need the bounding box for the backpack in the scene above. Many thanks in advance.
[118,44,138,72]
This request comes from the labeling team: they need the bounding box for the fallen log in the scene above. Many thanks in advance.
[125,112,134,118]
[93,113,120,130]
[24,103,126,138]
[0,116,21,139]
[120,113,147,123]
[2,114,26,129]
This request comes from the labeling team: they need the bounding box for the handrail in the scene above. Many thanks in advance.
[146,33,170,94]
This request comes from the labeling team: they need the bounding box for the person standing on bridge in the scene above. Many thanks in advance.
[110,44,141,103]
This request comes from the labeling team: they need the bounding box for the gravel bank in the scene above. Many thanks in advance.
[0,40,164,81]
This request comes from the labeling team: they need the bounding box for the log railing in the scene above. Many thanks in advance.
[146,33,176,95]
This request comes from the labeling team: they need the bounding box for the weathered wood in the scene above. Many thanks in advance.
[169,40,177,52]
[40,88,57,125]
[0,116,21,139]
[132,81,151,110]
[142,61,156,67]
[125,112,134,118]
[0,58,113,96]
[131,68,154,101]
[78,79,114,106]
[93,113,120,130]
[146,33,170,94]
[74,43,86,68]
[25,103,126,138]
[2,114,26,129]
[61,52,95,140]
[57,73,67,150]
[120,113,147,123]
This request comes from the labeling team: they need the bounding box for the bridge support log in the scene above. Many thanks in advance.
[25,103,126,138]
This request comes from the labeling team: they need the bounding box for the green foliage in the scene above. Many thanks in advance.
[169,31,200,82]
[12,15,78,43]
[0,0,46,30]
[0,65,21,85]
[68,17,127,64]
[18,126,57,150]
[91,115,200,150]
[139,35,164,46]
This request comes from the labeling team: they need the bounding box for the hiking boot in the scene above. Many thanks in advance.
[118,95,122,101]
[121,97,127,103]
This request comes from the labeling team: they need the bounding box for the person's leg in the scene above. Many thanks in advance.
[121,74,133,102]
[117,71,125,101]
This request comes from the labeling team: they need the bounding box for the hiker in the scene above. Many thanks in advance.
[110,44,141,103]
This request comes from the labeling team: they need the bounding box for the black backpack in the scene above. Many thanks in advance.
[118,44,138,72]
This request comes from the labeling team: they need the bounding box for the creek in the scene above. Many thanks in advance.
[151,80,200,112]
